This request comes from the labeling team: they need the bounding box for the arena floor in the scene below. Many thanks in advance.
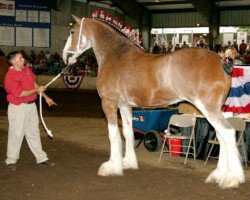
[1,90,250,200]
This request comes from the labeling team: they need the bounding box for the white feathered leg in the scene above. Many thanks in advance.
[205,132,227,183]
[222,128,245,188]
[120,106,138,170]
[205,117,244,188]
[98,123,123,176]
[195,100,244,188]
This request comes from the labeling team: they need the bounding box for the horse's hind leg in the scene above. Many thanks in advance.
[195,101,244,188]
[98,99,123,176]
[119,106,138,170]
[207,120,244,188]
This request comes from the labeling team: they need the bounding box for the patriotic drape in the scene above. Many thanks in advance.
[224,66,250,113]
[62,75,84,89]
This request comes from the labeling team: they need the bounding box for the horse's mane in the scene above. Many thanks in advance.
[92,10,147,52]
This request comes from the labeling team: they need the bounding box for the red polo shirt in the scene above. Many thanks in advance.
[4,66,37,105]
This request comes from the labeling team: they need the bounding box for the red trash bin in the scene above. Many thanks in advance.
[167,138,182,156]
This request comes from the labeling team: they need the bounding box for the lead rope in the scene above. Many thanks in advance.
[40,18,84,138]
[39,93,52,137]
[38,63,73,138]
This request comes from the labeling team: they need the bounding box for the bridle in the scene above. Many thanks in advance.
[62,18,85,63]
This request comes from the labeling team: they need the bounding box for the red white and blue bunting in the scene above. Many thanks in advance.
[62,75,84,89]
[224,66,250,113]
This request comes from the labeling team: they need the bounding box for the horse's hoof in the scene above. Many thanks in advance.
[219,176,240,189]
[218,172,245,189]
[123,157,139,170]
[205,169,244,189]
[97,161,123,176]
[205,169,220,184]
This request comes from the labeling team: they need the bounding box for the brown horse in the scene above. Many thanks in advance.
[0,56,9,109]
[62,14,244,189]
[0,56,9,86]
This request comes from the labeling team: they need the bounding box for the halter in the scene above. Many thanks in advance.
[77,17,84,51]
[62,17,85,62]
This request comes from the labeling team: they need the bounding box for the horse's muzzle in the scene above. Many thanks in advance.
[63,52,74,64]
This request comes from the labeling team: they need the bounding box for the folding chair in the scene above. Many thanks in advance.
[159,114,196,165]
[204,116,248,166]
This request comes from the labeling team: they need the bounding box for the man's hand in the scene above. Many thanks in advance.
[45,96,57,107]
[36,86,47,93]
[19,86,46,98]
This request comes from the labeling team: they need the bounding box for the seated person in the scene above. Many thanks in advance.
[244,50,250,64]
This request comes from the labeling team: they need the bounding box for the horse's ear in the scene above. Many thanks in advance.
[71,14,81,24]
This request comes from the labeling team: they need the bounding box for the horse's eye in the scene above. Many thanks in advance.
[71,30,74,34]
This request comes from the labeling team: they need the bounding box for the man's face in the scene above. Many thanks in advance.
[12,53,25,67]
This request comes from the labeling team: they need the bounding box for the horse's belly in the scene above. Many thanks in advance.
[134,99,182,108]
[122,91,181,108]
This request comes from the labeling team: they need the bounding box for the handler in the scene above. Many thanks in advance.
[4,51,56,170]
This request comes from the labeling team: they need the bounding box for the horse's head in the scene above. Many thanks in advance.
[62,14,91,64]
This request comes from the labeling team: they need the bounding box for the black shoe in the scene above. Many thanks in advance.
[38,160,55,167]
[7,164,17,171]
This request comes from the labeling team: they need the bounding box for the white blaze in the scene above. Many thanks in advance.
[62,34,72,63]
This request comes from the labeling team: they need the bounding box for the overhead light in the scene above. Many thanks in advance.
[196,23,200,27]
[154,0,161,2]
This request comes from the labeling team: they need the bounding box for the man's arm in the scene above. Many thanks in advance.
[19,85,46,97]
[35,82,57,106]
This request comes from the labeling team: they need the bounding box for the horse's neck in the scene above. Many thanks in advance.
[87,20,135,67]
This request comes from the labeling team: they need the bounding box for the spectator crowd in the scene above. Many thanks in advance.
[0,48,98,76]
[150,38,250,65]
[217,39,250,64]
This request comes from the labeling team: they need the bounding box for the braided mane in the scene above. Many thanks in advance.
[92,10,146,52]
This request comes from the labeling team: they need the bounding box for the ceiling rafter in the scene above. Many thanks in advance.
[189,0,219,24]
[109,0,150,26]
[43,0,250,13]
[140,0,190,6]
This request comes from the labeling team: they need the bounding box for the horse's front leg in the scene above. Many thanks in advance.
[98,99,123,176]
[119,106,138,170]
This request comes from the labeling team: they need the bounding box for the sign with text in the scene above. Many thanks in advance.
[0,0,15,16]
[237,32,247,45]
[0,0,51,47]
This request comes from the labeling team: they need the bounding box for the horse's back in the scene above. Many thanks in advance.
[170,48,222,71]
[157,48,231,102]
[124,47,229,87]
[163,48,228,82]
[114,47,224,78]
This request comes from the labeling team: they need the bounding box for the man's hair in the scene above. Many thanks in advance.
[7,51,20,64]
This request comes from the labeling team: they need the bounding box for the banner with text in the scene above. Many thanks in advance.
[0,0,51,47]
